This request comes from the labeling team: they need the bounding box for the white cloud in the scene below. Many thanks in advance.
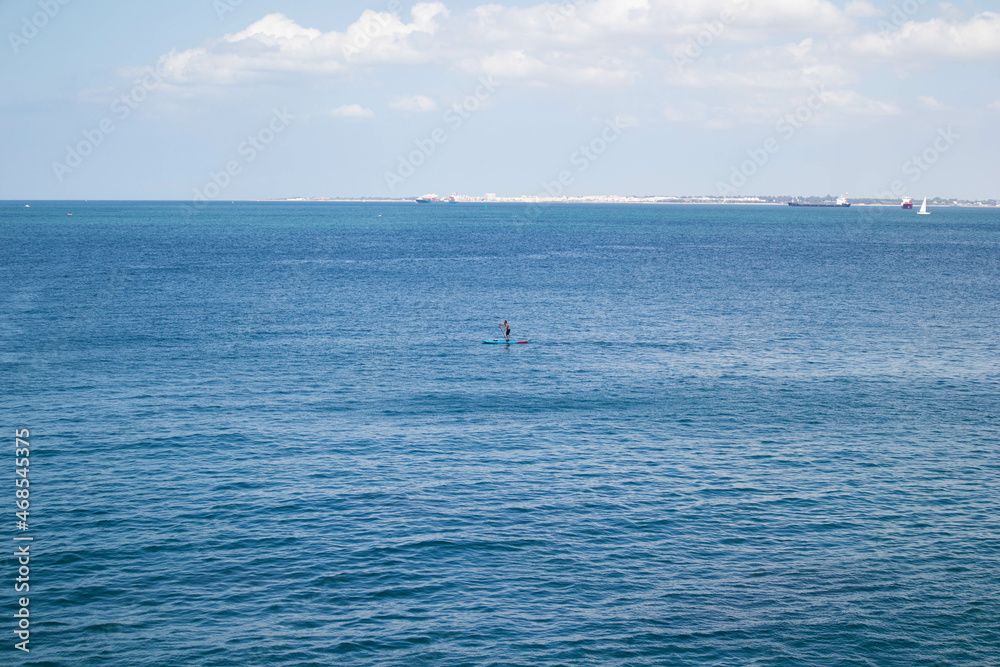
[819,89,900,116]
[844,1,882,19]
[461,48,640,86]
[226,13,322,43]
[662,103,692,122]
[330,104,374,118]
[658,85,898,126]
[153,4,450,86]
[132,0,979,130]
[147,0,870,91]
[472,49,545,79]
[388,94,438,112]
[467,0,854,45]
[917,95,952,111]
[851,11,1000,60]
[668,39,856,92]
[143,1,1000,97]
[613,113,640,128]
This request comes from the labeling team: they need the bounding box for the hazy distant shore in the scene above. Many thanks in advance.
[268,196,999,207]
[5,198,995,207]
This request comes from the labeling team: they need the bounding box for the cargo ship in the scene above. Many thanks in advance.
[788,194,850,207]
[902,198,913,209]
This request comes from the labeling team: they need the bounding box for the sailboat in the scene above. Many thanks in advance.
[917,197,930,215]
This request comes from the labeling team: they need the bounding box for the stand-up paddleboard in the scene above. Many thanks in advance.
[483,340,528,344]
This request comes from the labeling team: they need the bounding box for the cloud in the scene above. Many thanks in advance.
[461,48,640,86]
[388,94,438,112]
[153,4,450,86]
[917,95,952,111]
[330,104,374,119]
[614,113,640,128]
[130,0,979,130]
[668,39,856,92]
[467,0,854,45]
[145,2,1000,95]
[844,1,882,19]
[226,13,322,43]
[147,0,871,92]
[657,84,897,127]
[851,11,1000,60]
[820,89,900,116]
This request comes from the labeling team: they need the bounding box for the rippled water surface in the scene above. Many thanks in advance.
[3,201,999,665]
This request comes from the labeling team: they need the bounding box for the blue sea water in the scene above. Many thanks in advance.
[2,200,999,666]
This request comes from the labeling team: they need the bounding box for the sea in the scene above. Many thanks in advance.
[2,201,998,666]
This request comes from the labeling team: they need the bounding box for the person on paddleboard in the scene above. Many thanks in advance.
[500,320,511,342]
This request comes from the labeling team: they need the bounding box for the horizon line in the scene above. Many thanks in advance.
[3,195,998,205]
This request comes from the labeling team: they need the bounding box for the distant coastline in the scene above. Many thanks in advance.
[5,197,997,207]
[269,195,999,207]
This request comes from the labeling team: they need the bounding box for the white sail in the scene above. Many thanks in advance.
[917,197,930,215]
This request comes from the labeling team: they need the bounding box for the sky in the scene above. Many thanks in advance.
[1,0,998,200]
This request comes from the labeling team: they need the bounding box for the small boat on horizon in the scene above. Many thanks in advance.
[917,197,930,215]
